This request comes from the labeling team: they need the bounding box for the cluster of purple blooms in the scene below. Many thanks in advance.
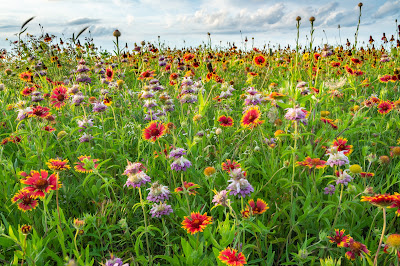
[284,106,308,125]
[325,147,349,167]
[212,190,229,207]
[226,168,254,198]
[244,87,265,106]
[324,184,336,195]
[336,170,353,186]
[75,60,91,84]
[105,254,129,266]
[217,82,235,99]
[147,180,173,218]
[169,147,192,172]
[179,77,203,104]
[140,79,174,121]
[77,118,94,143]
[123,161,151,188]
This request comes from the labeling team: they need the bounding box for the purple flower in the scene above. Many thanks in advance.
[123,161,146,176]
[168,148,186,159]
[72,93,85,106]
[147,182,170,202]
[79,133,93,143]
[284,107,307,122]
[324,185,336,195]
[170,157,192,171]
[125,171,151,188]
[336,170,353,186]
[212,190,229,207]
[105,254,129,266]
[92,102,107,113]
[226,168,254,198]
[149,202,173,218]
[325,148,349,167]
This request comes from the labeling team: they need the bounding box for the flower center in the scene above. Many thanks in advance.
[22,196,33,205]
[35,178,49,190]
[151,128,160,136]
[192,219,201,228]
[57,94,65,101]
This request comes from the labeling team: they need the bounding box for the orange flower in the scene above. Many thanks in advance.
[241,106,264,128]
[181,212,212,234]
[247,198,269,215]
[377,100,393,115]
[46,158,70,171]
[12,190,38,212]
[218,115,234,127]
[328,229,350,247]
[20,170,61,198]
[296,157,327,169]
[218,247,247,266]
[253,54,266,67]
[142,121,167,142]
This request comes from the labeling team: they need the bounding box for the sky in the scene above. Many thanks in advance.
[0,0,399,52]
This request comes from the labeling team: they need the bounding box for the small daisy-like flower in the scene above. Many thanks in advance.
[142,121,167,142]
[344,238,369,260]
[147,181,170,202]
[385,234,400,256]
[20,170,61,198]
[296,157,327,169]
[241,106,264,128]
[46,158,70,171]
[377,100,393,115]
[20,225,32,235]
[360,172,375,178]
[218,247,247,266]
[74,155,99,173]
[328,229,350,247]
[218,115,234,127]
[222,159,241,173]
[50,86,69,109]
[247,198,269,215]
[181,212,212,235]
[149,202,173,218]
[12,190,39,211]
[204,166,216,177]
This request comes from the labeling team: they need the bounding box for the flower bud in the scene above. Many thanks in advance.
[113,29,121,38]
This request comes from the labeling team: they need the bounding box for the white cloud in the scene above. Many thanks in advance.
[374,0,400,19]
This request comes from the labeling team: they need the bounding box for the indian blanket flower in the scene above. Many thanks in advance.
[385,234,400,255]
[328,229,350,247]
[138,70,156,80]
[296,157,327,169]
[344,238,370,260]
[247,198,269,215]
[74,155,99,173]
[226,168,254,198]
[12,190,39,211]
[253,54,266,67]
[218,247,247,266]
[377,100,393,115]
[147,181,170,202]
[170,156,192,171]
[125,171,151,188]
[361,194,396,208]
[212,189,229,207]
[181,212,212,235]
[27,106,51,118]
[222,159,241,173]
[50,86,69,109]
[241,106,264,128]
[142,121,167,142]
[218,115,234,127]
[20,170,61,198]
[149,202,173,218]
[46,158,70,171]
[332,137,353,156]
[19,71,32,82]
[175,181,199,195]
[105,67,114,82]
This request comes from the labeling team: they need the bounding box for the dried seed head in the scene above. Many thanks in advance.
[309,16,315,22]
[296,16,301,22]
[358,2,363,8]
[113,29,121,38]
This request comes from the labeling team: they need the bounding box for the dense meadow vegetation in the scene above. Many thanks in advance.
[1,6,400,265]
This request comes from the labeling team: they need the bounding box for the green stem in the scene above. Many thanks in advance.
[139,188,152,265]
[374,208,386,266]
[331,184,344,230]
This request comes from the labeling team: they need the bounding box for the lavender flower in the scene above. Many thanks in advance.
[79,133,93,143]
[284,107,307,122]
[92,102,107,113]
[212,190,229,207]
[170,157,192,172]
[125,171,151,188]
[123,161,146,175]
[168,148,186,159]
[149,202,173,218]
[226,168,254,198]
[336,170,353,186]
[324,185,336,195]
[72,93,85,106]
[147,181,170,202]
[325,147,349,167]
[77,118,94,131]
[105,254,129,266]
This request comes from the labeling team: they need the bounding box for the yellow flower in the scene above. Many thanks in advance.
[349,164,362,174]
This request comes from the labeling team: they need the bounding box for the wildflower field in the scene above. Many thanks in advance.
[2,5,400,266]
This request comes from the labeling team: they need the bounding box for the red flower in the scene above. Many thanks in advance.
[241,106,264,128]
[21,86,35,96]
[27,106,51,118]
[43,125,56,132]
[12,190,38,211]
[296,157,327,169]
[138,70,155,80]
[19,72,32,82]
[328,229,350,247]
[321,118,338,130]
[46,158,70,171]
[218,247,247,266]
[332,137,353,155]
[174,181,199,195]
[218,115,234,127]
[181,212,212,234]
[361,194,396,208]
[344,238,370,260]
[142,121,167,142]
[247,198,269,215]
[360,172,374,178]
[253,54,266,67]
[379,75,392,83]
[50,86,69,109]
[20,170,61,198]
[377,100,393,115]
[222,159,241,173]
[105,67,114,82]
